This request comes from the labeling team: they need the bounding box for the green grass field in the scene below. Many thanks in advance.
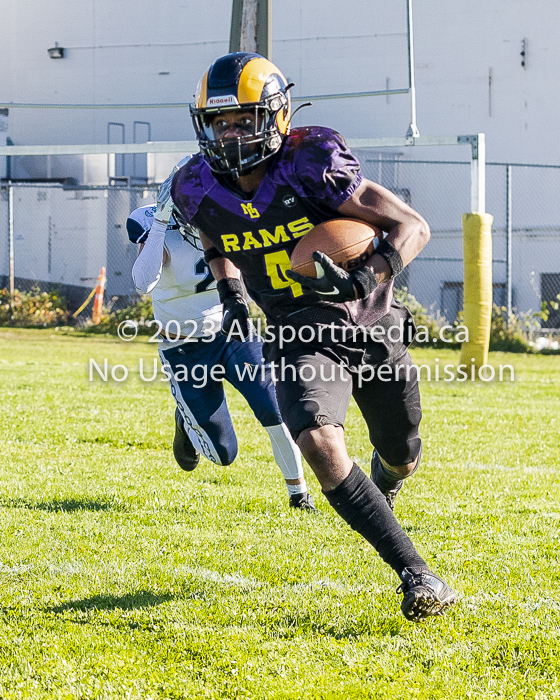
[0,328,559,699]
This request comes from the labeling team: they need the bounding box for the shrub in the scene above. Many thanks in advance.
[488,305,532,352]
[248,301,266,325]
[488,297,560,353]
[0,287,69,327]
[393,287,451,346]
[81,295,154,335]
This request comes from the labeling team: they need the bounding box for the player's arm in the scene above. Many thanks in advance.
[286,177,430,302]
[139,242,168,263]
[132,235,167,294]
[337,177,430,283]
[199,230,240,282]
[130,181,175,294]
[199,230,249,338]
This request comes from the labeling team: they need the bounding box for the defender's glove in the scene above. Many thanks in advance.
[285,251,378,303]
[154,176,174,224]
[155,155,190,224]
[217,278,250,340]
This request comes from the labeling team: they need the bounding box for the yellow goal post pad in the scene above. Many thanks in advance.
[460,212,494,372]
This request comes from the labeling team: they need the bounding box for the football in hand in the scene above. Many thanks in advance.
[290,218,383,279]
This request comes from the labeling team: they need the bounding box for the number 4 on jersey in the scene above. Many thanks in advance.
[265,250,303,298]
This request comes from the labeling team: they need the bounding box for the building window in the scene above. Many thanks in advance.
[441,282,463,322]
[492,283,507,309]
[541,273,560,328]
[441,282,511,323]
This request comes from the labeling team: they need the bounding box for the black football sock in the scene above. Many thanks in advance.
[323,463,426,575]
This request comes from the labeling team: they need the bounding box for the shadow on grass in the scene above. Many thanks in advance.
[77,435,169,450]
[0,496,124,512]
[49,590,176,614]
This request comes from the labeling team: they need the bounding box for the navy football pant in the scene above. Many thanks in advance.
[159,333,282,465]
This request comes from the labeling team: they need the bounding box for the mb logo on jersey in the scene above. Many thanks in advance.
[283,194,297,208]
[241,203,260,219]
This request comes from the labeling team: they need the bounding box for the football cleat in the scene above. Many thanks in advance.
[289,492,317,512]
[397,567,456,622]
[173,408,200,472]
[370,451,403,511]
[382,481,403,511]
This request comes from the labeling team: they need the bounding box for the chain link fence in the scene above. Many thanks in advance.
[357,153,560,329]
[358,154,470,324]
[486,163,560,329]
[0,182,158,314]
[1,155,560,327]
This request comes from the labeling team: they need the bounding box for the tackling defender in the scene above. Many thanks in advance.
[126,176,315,510]
[170,52,456,621]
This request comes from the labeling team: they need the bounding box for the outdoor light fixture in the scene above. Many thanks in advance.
[48,42,65,59]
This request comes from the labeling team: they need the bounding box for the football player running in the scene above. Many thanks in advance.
[127,167,315,511]
[170,52,456,621]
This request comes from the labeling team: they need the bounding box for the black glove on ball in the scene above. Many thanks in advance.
[285,252,378,303]
[217,278,250,340]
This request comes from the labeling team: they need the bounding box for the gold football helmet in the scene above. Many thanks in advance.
[190,52,292,178]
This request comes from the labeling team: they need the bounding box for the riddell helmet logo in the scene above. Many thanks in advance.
[207,95,239,107]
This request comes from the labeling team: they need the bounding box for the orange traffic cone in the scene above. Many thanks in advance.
[92,266,106,325]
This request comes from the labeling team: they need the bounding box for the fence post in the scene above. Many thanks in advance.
[406,0,420,138]
[506,164,513,318]
[470,133,486,214]
[8,181,14,295]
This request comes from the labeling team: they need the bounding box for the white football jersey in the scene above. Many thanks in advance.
[127,204,221,339]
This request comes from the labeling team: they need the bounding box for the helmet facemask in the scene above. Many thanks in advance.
[172,206,204,251]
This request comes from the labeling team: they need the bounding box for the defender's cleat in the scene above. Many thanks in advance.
[397,567,456,622]
[289,492,317,512]
[371,451,403,511]
[173,408,200,472]
[382,481,403,511]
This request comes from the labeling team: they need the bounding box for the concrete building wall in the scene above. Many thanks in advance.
[1,1,558,318]
[1,0,557,163]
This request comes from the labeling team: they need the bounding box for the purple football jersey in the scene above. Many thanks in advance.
[171,126,394,337]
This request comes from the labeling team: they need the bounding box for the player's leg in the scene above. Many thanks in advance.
[221,336,314,510]
[159,345,200,471]
[370,447,422,510]
[172,403,200,472]
[352,349,455,619]
[159,343,238,467]
[276,348,455,621]
[353,350,422,510]
[297,426,454,622]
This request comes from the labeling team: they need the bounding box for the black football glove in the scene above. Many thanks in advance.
[217,278,250,340]
[285,251,378,303]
